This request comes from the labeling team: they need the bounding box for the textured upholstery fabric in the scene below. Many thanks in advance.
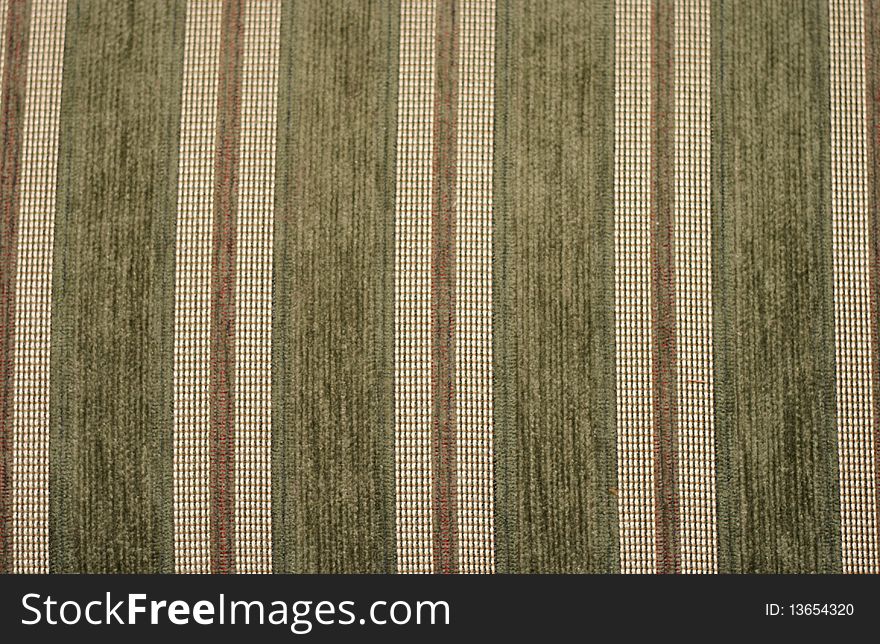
[0,0,878,574]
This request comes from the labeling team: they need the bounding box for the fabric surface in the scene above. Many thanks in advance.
[0,0,878,574]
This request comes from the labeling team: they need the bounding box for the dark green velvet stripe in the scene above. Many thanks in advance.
[49,0,183,573]
[494,0,619,574]
[272,0,398,573]
[492,0,511,574]
[712,0,841,574]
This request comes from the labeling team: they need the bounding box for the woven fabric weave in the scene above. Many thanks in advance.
[0,0,878,574]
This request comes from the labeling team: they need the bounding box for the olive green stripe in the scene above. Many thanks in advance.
[271,0,398,573]
[709,0,732,574]
[712,0,841,574]
[381,0,399,576]
[49,0,184,573]
[492,0,512,575]
[495,0,619,573]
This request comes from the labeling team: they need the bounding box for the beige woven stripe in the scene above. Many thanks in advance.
[395,0,436,574]
[173,0,222,575]
[455,0,494,574]
[830,0,879,574]
[10,0,65,574]
[614,0,656,575]
[673,0,717,574]
[234,0,278,574]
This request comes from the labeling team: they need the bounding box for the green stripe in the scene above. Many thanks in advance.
[712,0,841,574]
[272,0,398,573]
[49,0,183,573]
[495,0,619,573]
[493,0,511,574]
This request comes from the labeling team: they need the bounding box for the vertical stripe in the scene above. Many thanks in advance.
[712,0,840,573]
[614,0,656,574]
[0,0,7,575]
[234,0,278,574]
[395,0,436,574]
[273,0,397,573]
[50,0,183,573]
[210,0,243,575]
[173,0,222,575]
[830,0,879,573]
[650,0,678,574]
[865,0,880,572]
[432,0,458,575]
[455,0,495,574]
[11,0,65,575]
[673,0,717,573]
[0,0,7,106]
[492,0,509,574]
[0,0,29,575]
[496,0,619,573]
[618,0,718,577]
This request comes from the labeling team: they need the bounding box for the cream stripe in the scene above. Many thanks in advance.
[829,0,879,574]
[395,0,436,574]
[234,0,279,574]
[11,0,66,575]
[455,0,495,574]
[673,0,717,574]
[614,0,656,575]
[173,0,222,575]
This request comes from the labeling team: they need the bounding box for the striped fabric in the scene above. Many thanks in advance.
[0,0,879,574]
